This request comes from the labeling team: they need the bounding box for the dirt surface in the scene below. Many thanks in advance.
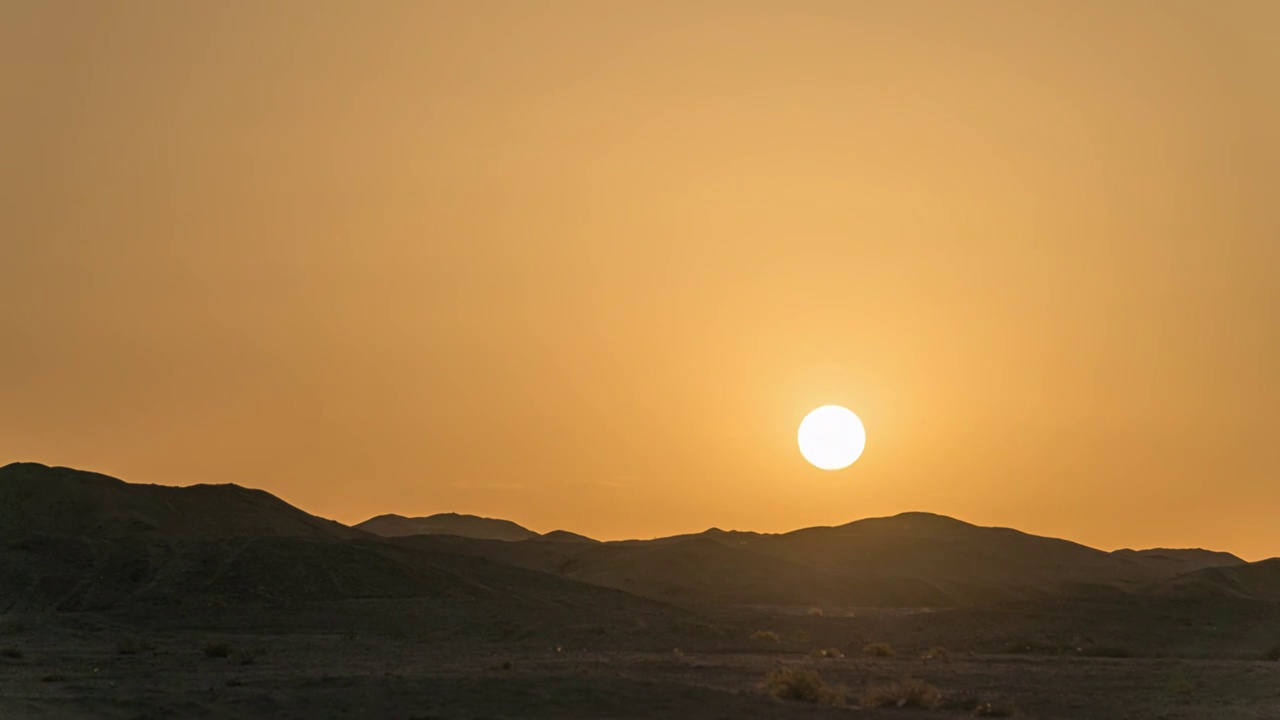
[4,610,1279,720]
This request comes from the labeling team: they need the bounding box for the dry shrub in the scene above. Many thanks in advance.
[233,647,261,665]
[202,642,232,659]
[922,646,949,661]
[765,667,845,706]
[1265,643,1280,661]
[863,642,894,657]
[811,647,843,659]
[860,678,942,709]
[806,607,825,617]
[1,648,22,659]
[791,629,811,642]
[751,630,781,643]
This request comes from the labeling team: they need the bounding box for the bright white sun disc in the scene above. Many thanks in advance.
[798,405,866,470]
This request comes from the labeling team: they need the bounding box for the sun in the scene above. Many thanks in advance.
[797,405,866,470]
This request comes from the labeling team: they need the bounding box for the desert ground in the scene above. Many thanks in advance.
[5,601,1280,719]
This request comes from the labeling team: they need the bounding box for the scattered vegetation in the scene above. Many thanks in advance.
[489,659,513,671]
[764,667,845,706]
[751,630,781,643]
[202,642,232,659]
[806,607,825,617]
[790,629,811,642]
[862,642,894,657]
[922,646,949,661]
[1,647,22,659]
[860,678,942,709]
[40,674,65,683]
[233,647,261,665]
[1265,643,1280,661]
[810,647,843,659]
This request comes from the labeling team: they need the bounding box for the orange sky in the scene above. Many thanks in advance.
[3,1,1278,558]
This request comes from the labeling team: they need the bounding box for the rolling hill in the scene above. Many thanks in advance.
[392,512,1250,607]
[355,512,538,541]
[0,464,683,634]
[0,462,361,540]
[1112,547,1245,576]
[1150,558,1280,601]
[3,462,1256,612]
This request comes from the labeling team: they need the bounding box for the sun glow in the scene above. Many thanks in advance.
[797,405,866,470]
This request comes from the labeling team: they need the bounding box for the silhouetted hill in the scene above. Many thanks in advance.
[4,463,1252,612]
[730,512,1166,598]
[0,465,684,634]
[355,512,537,541]
[392,512,1246,607]
[0,533,683,618]
[533,529,598,543]
[0,463,361,540]
[1150,558,1280,601]
[1113,547,1245,576]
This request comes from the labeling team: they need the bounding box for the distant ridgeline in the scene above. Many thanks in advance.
[2,462,1273,616]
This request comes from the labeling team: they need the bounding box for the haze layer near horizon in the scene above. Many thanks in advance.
[2,1,1277,559]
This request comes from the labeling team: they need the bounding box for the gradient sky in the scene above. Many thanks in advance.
[3,1,1277,558]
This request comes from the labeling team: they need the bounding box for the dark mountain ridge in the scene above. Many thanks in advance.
[0,462,360,540]
[2,462,1260,611]
[355,512,538,541]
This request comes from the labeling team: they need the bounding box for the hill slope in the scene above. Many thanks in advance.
[1150,558,1280,601]
[393,512,1246,607]
[0,463,360,540]
[0,464,687,640]
[355,512,538,541]
[1112,548,1245,577]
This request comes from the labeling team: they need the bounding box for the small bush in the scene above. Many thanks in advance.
[1265,643,1280,661]
[117,639,143,655]
[489,660,512,671]
[972,700,1018,717]
[751,630,781,643]
[863,642,894,657]
[806,607,825,617]
[203,642,232,659]
[233,648,261,665]
[811,647,843,659]
[791,630,811,642]
[40,674,65,683]
[765,667,845,706]
[1,648,22,659]
[860,678,942,709]
[922,646,949,661]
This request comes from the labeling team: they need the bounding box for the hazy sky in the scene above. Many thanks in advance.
[3,1,1277,558]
